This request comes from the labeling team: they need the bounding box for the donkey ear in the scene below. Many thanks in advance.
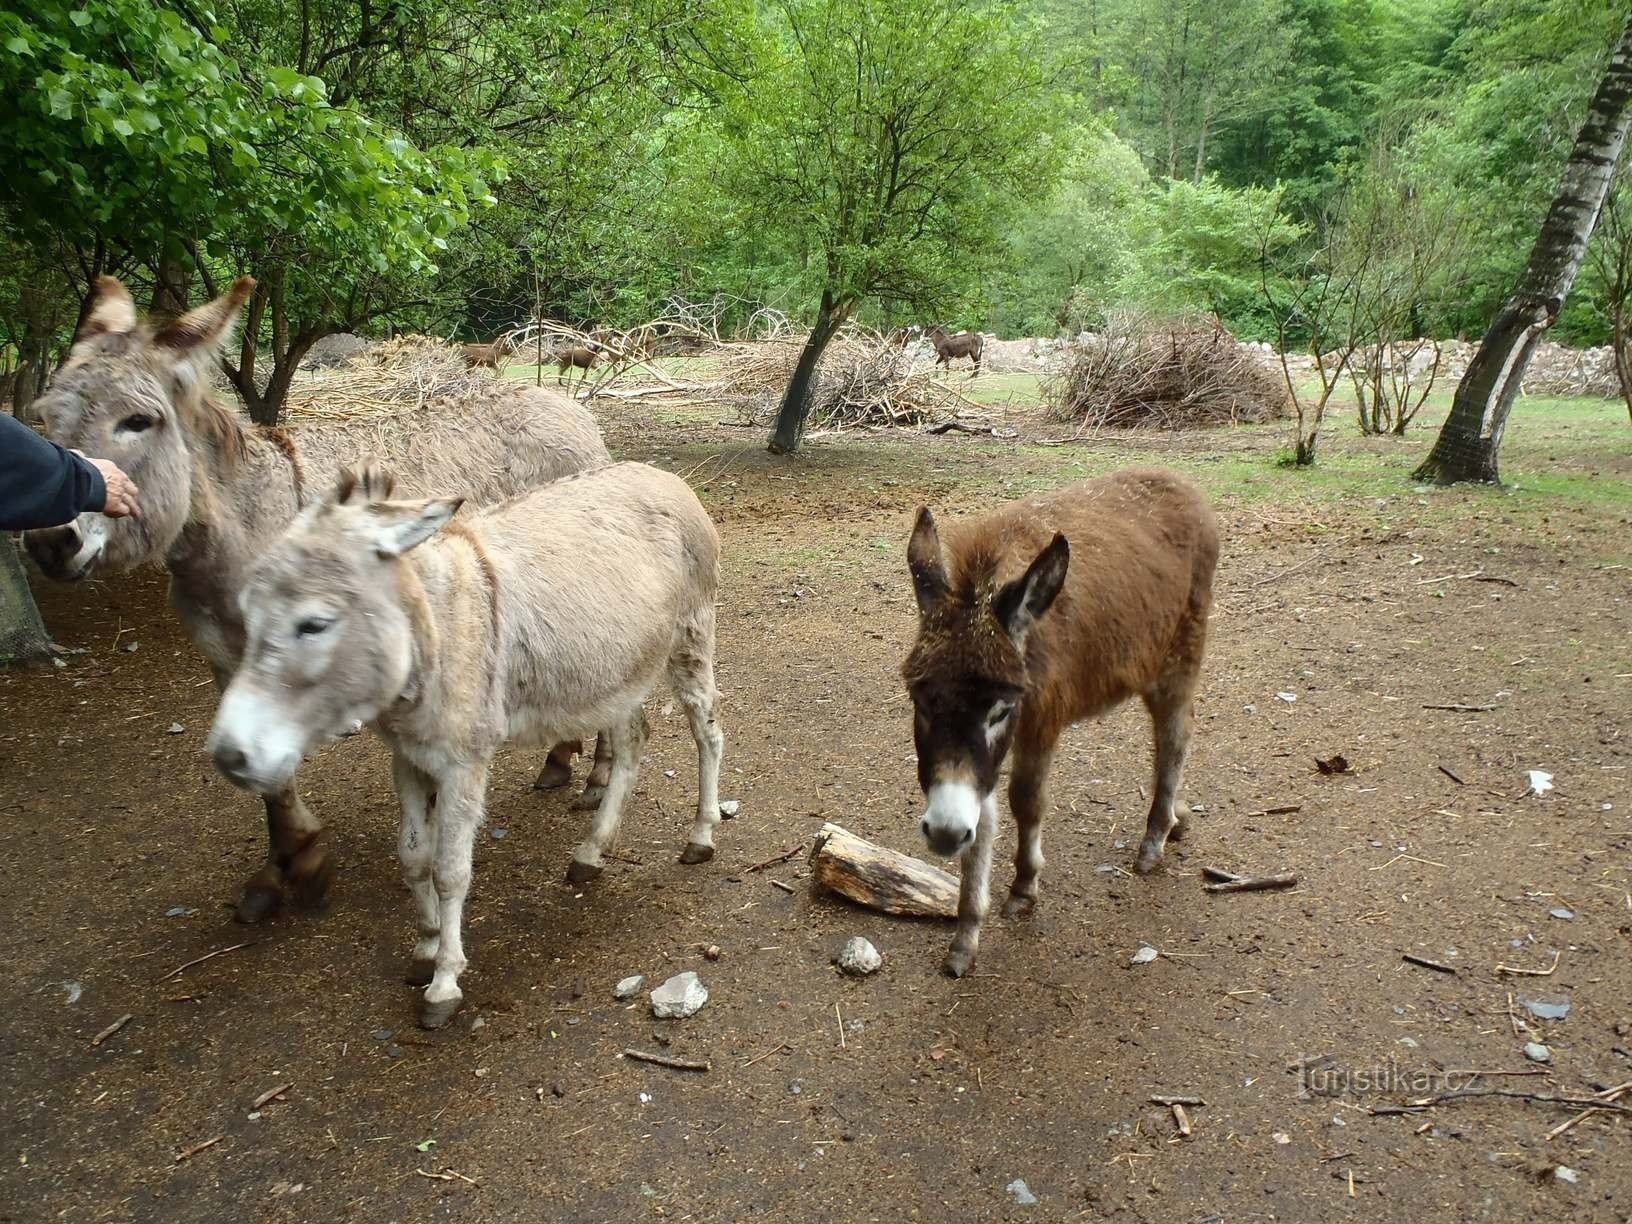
[370,498,464,559]
[994,533,1069,644]
[75,277,138,344]
[152,276,255,362]
[907,506,949,612]
[334,460,397,506]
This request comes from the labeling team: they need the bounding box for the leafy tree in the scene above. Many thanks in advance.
[0,0,497,422]
[712,0,1057,454]
[1415,13,1632,485]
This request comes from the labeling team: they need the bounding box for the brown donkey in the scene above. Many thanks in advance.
[927,325,983,377]
[901,468,1219,977]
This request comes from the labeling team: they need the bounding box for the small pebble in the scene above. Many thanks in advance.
[1554,1165,1578,1184]
[1524,1042,1552,1064]
[1549,907,1574,920]
[1005,1179,1037,1206]
[703,944,722,961]
[1130,944,1159,965]
[650,971,708,1019]
[491,827,508,840]
[613,974,644,1001]
[372,1029,394,1041]
[167,722,185,734]
[835,936,882,976]
[123,641,139,653]
[718,800,740,819]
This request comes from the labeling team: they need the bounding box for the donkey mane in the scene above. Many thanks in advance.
[180,388,251,469]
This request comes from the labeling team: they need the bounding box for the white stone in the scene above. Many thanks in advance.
[650,971,708,1019]
[835,936,882,976]
[613,974,644,1001]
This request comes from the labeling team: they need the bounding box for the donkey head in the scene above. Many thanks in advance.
[24,277,254,580]
[207,461,462,793]
[900,508,1069,857]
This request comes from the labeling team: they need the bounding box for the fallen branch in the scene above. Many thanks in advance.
[1495,951,1562,977]
[809,822,958,919]
[745,844,804,874]
[1150,1094,1206,1107]
[1437,764,1466,785]
[251,1082,293,1109]
[1205,873,1297,894]
[175,1135,225,1164]
[1423,703,1496,713]
[90,1014,133,1047]
[156,941,253,983]
[1402,953,1457,975]
[623,1047,711,1072]
[1395,1089,1632,1117]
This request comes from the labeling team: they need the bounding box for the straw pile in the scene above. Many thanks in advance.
[1044,313,1289,429]
[285,336,491,421]
[718,331,974,429]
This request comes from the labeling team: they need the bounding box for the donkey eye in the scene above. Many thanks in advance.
[986,704,1012,727]
[118,414,153,433]
[296,616,334,638]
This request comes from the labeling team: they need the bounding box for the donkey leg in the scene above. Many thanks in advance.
[569,732,614,812]
[533,739,582,791]
[235,779,329,923]
[420,765,486,1029]
[566,714,645,884]
[1135,684,1194,874]
[945,793,998,978]
[669,614,724,865]
[1003,740,1055,918]
[394,757,442,987]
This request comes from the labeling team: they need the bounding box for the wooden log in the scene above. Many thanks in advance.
[808,822,959,919]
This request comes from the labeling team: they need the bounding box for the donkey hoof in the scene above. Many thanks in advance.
[533,761,573,791]
[565,859,604,885]
[418,995,463,1030]
[289,854,336,910]
[1167,817,1188,843]
[405,958,437,988]
[234,884,282,925]
[569,785,606,812]
[942,950,974,979]
[1002,893,1036,920]
[1133,846,1163,875]
[678,842,715,866]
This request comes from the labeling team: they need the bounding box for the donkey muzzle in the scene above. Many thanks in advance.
[24,517,101,582]
[921,779,981,857]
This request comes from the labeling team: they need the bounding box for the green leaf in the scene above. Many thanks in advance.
[5,35,31,55]
[415,1139,437,1152]
[69,10,92,27]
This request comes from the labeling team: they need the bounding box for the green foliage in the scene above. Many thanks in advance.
[0,0,496,285]
[714,0,1059,324]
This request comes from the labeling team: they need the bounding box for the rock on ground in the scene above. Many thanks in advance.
[650,972,708,1019]
[835,936,882,976]
[613,975,644,1001]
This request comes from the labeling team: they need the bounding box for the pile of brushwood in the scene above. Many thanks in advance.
[1045,313,1289,429]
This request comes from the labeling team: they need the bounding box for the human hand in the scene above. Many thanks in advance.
[84,456,141,518]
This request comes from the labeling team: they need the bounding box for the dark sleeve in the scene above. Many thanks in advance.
[0,412,107,530]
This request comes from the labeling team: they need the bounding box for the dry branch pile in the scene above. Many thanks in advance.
[284,337,490,421]
[717,331,979,430]
[1044,314,1290,429]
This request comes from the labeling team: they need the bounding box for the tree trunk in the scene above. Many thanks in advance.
[11,282,55,420]
[767,292,851,455]
[150,239,191,318]
[1415,17,1632,484]
[0,537,52,666]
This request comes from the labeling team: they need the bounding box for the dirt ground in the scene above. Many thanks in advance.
[1,389,1629,1223]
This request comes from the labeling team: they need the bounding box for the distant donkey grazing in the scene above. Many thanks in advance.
[207,460,726,1028]
[462,339,511,371]
[901,468,1219,977]
[557,345,607,385]
[927,325,983,377]
[24,277,614,924]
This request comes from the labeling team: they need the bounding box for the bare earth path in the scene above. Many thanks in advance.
[1,395,1629,1222]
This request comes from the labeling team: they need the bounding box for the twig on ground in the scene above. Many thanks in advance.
[251,1083,293,1109]
[1495,951,1562,977]
[156,941,253,983]
[623,1047,711,1072]
[1423,703,1496,713]
[1437,764,1466,785]
[90,1014,133,1047]
[745,845,804,873]
[175,1135,224,1163]
[1205,873,1298,894]
[1402,954,1457,975]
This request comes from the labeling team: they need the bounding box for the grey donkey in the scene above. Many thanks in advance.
[207,460,726,1027]
[23,276,615,923]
